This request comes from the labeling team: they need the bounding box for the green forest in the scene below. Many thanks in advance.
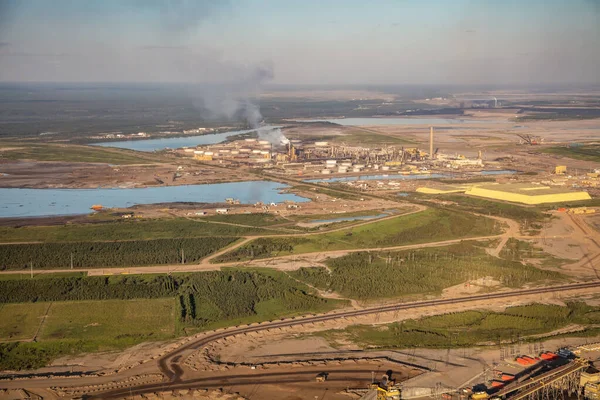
[0,237,238,270]
[291,242,564,300]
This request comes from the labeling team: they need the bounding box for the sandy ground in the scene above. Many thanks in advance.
[0,160,255,189]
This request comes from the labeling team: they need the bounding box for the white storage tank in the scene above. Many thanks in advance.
[382,166,390,171]
[315,141,328,147]
[258,140,270,145]
[219,149,230,153]
[325,159,337,165]
[252,149,261,154]
[204,151,214,156]
[193,150,204,154]
[245,138,257,142]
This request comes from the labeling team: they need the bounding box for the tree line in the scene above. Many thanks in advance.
[0,237,239,270]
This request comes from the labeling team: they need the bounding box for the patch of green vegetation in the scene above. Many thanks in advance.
[536,198,600,211]
[0,272,86,281]
[291,242,563,300]
[292,184,363,201]
[0,341,84,371]
[0,303,48,341]
[500,238,572,268]
[541,145,600,163]
[318,302,600,350]
[214,209,500,262]
[40,298,176,342]
[0,269,344,370]
[203,213,290,226]
[425,194,547,234]
[176,268,344,330]
[0,143,155,164]
[0,237,239,270]
[288,209,389,222]
[0,218,280,244]
[0,298,176,371]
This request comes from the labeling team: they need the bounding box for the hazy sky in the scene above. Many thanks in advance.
[0,0,598,85]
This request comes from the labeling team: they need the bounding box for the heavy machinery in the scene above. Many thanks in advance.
[370,372,401,400]
[315,372,328,382]
[516,134,542,145]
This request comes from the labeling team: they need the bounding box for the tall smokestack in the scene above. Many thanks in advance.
[429,126,434,160]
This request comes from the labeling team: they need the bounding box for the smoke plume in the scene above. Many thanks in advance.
[257,127,290,147]
[139,0,286,145]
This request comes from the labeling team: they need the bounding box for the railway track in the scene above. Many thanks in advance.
[92,280,600,399]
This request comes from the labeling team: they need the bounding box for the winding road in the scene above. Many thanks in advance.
[88,280,600,399]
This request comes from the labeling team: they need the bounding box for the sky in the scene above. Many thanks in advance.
[0,0,599,85]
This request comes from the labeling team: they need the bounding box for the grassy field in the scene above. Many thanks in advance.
[40,299,176,343]
[0,217,279,243]
[0,303,48,341]
[0,143,156,165]
[0,298,177,371]
[318,302,600,349]
[213,209,501,262]
[291,242,563,300]
[0,269,346,370]
[203,213,291,227]
[288,209,390,222]
[541,145,600,163]
[407,194,548,234]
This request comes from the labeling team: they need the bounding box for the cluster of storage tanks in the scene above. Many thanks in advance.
[321,159,366,174]
[183,138,273,162]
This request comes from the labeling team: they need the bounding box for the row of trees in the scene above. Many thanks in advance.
[0,237,238,270]
[214,237,305,262]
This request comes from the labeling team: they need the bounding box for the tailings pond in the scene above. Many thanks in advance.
[0,181,306,218]
[94,127,272,152]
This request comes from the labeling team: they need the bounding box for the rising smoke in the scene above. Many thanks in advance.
[190,62,289,146]
[145,0,288,146]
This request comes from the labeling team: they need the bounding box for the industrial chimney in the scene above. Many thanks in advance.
[429,126,434,160]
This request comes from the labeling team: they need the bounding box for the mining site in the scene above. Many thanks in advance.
[2,1,600,400]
